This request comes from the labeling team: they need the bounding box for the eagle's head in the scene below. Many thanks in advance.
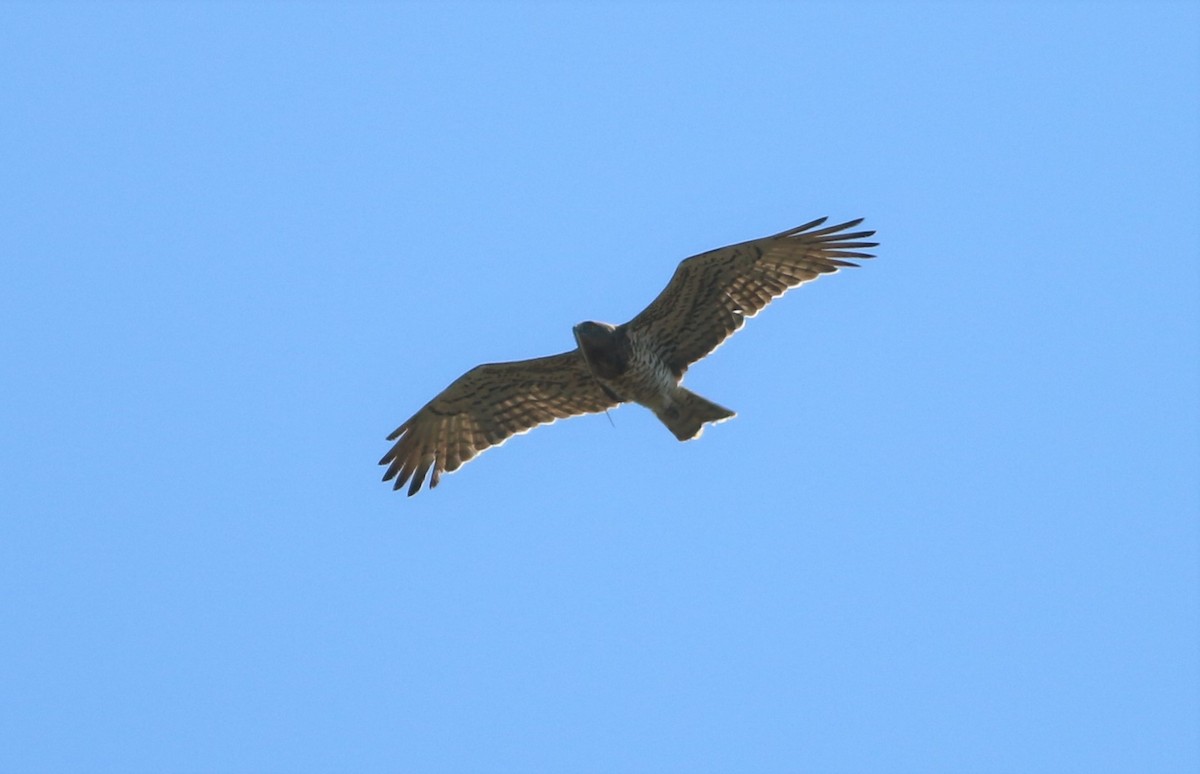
[572,320,616,347]
[573,321,631,382]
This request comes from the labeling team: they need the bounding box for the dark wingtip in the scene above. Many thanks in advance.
[770,217,827,239]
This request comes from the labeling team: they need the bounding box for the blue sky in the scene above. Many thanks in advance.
[2,2,1198,772]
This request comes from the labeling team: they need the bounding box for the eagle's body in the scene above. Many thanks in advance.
[381,217,877,496]
[574,321,734,441]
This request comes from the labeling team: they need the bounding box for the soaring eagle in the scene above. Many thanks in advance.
[381,217,877,496]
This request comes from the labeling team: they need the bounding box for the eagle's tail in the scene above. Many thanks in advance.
[657,389,736,441]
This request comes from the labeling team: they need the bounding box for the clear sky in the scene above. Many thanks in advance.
[2,2,1198,772]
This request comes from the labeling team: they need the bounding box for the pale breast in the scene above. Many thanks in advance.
[606,330,679,410]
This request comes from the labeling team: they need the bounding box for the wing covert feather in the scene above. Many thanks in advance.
[625,217,877,374]
[379,350,618,496]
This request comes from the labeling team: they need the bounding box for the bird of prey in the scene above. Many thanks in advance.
[380,217,877,496]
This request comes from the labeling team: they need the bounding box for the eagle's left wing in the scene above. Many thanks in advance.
[625,217,877,375]
[380,351,618,496]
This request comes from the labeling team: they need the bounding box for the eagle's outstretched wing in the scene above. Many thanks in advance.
[379,351,618,496]
[625,217,877,375]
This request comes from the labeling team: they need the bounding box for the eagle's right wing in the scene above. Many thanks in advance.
[625,217,877,375]
[380,351,619,496]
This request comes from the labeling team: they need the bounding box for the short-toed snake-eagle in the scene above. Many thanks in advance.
[380,217,877,495]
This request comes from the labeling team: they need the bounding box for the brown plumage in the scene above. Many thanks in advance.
[381,217,877,496]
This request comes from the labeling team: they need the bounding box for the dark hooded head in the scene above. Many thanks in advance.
[573,320,615,345]
[572,321,629,379]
